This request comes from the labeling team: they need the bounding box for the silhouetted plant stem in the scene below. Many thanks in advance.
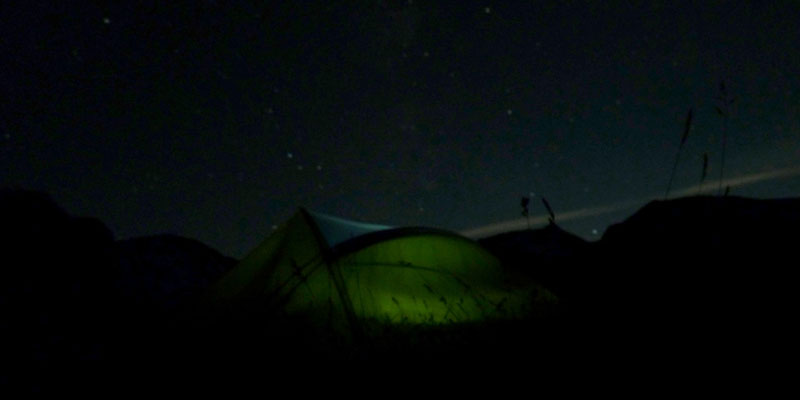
[696,153,708,196]
[665,108,693,199]
[541,197,556,225]
[715,80,735,196]
[521,196,531,229]
[718,114,728,195]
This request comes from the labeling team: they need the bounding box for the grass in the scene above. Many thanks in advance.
[715,80,735,195]
[665,108,693,199]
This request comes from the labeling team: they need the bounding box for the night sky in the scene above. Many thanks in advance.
[2,0,799,258]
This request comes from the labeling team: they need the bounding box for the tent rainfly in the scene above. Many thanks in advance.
[213,208,550,335]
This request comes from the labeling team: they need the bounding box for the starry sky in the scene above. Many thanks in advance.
[2,0,799,258]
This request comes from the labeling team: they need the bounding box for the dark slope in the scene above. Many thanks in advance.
[1,188,117,385]
[601,195,800,250]
[479,222,592,303]
[115,234,236,310]
[475,196,799,373]
[592,195,800,365]
[598,195,800,308]
[0,188,235,392]
[5,189,799,389]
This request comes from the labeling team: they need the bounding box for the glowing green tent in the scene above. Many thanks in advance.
[213,208,551,335]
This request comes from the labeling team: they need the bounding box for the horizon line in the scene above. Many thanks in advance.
[459,165,800,239]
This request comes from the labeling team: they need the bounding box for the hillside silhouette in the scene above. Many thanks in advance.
[479,222,592,308]
[0,188,235,392]
[2,188,797,391]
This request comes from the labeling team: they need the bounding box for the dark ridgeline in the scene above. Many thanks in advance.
[114,234,237,311]
[596,195,798,367]
[479,195,798,375]
[3,187,799,390]
[479,221,591,306]
[0,188,116,380]
[0,188,235,393]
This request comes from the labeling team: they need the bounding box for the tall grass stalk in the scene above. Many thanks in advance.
[541,197,556,225]
[715,80,735,196]
[521,197,531,229]
[696,153,708,196]
[665,108,693,199]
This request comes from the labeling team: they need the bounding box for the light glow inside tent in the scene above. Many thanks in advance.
[213,208,555,335]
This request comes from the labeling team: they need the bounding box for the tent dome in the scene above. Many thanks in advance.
[213,208,551,335]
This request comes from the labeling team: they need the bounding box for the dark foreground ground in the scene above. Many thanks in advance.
[2,189,797,392]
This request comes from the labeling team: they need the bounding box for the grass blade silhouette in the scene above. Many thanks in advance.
[715,80,735,196]
[521,196,531,229]
[541,197,556,225]
[696,153,709,196]
[665,108,693,199]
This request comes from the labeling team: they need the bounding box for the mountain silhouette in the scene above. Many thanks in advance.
[0,188,235,392]
[3,188,798,390]
[479,222,592,304]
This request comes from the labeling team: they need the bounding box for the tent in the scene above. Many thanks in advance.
[213,208,553,336]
